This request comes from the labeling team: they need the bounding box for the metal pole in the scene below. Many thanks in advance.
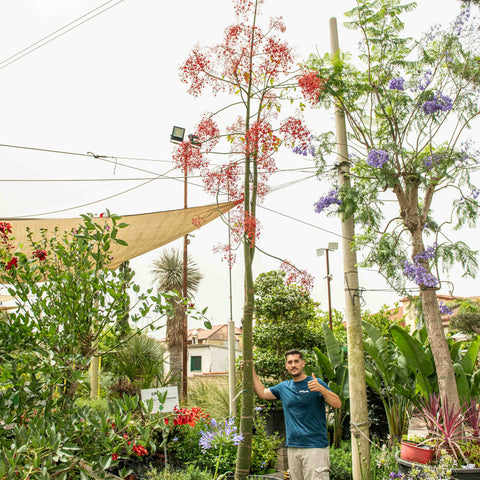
[182,164,188,403]
[326,249,333,330]
[227,208,237,417]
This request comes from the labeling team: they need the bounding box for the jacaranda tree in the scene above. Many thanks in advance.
[176,0,313,476]
[301,0,480,409]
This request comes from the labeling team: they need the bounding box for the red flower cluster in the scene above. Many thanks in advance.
[260,36,293,78]
[269,16,286,33]
[233,0,260,19]
[195,115,220,153]
[203,162,243,203]
[180,49,212,97]
[132,444,148,456]
[298,71,328,105]
[111,453,118,461]
[280,260,315,294]
[33,249,48,261]
[245,121,280,172]
[229,208,261,248]
[172,141,209,174]
[213,243,237,269]
[5,256,18,271]
[172,406,209,427]
[279,117,311,149]
[191,215,204,228]
[0,222,12,235]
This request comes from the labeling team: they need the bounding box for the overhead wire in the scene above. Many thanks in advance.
[0,0,126,71]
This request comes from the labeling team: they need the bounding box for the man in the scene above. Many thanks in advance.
[252,349,341,480]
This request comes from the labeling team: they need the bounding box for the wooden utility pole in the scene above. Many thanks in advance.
[330,17,371,480]
[182,163,188,403]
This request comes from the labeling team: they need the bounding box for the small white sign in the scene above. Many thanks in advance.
[141,386,179,413]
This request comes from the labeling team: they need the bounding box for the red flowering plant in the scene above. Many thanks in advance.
[176,0,315,475]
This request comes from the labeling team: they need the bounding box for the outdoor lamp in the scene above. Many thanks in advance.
[170,126,186,143]
[316,242,338,329]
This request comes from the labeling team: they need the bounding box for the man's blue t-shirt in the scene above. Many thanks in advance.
[269,376,330,448]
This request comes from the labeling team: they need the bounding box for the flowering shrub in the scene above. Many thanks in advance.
[0,216,183,479]
[173,406,210,427]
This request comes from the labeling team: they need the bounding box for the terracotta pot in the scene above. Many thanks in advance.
[400,441,435,464]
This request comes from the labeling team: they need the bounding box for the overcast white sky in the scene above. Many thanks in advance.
[0,0,477,330]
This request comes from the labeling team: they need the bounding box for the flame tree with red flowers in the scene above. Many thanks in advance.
[176,0,314,476]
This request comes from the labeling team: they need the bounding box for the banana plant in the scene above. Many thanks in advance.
[391,324,480,403]
[449,335,480,402]
[362,321,416,443]
[390,324,436,400]
[311,322,349,448]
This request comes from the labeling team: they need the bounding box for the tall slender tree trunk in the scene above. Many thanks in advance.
[330,17,371,480]
[235,245,255,480]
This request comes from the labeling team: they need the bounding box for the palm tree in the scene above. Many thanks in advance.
[151,248,203,390]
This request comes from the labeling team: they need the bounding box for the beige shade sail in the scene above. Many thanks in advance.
[1,201,235,271]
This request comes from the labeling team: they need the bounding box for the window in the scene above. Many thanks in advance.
[190,356,202,372]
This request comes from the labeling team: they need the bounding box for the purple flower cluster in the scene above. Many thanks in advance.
[389,473,404,480]
[415,244,437,261]
[199,418,243,451]
[422,93,453,115]
[314,190,342,213]
[388,77,405,91]
[439,301,453,316]
[454,9,470,36]
[418,70,432,92]
[367,149,389,168]
[293,144,316,156]
[473,188,480,200]
[444,51,454,66]
[403,260,439,288]
[424,154,442,170]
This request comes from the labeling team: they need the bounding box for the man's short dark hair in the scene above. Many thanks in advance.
[285,349,303,360]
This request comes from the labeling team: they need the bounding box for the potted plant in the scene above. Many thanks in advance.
[397,394,480,479]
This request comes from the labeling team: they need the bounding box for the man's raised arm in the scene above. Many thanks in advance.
[252,368,277,400]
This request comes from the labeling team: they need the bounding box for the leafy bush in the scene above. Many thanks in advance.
[147,465,214,479]
[330,441,352,480]
[371,443,399,480]
[250,414,282,474]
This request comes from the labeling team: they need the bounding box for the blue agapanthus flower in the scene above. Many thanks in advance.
[199,418,243,451]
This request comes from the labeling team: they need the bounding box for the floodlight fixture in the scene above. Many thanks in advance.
[170,126,186,143]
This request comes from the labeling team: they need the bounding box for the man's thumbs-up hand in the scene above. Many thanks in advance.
[308,372,322,392]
